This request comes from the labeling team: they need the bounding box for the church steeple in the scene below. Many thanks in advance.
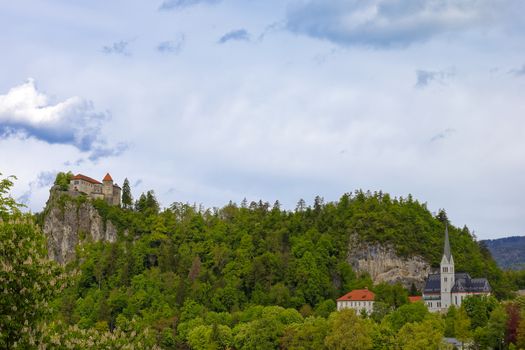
[443,224,451,262]
[440,224,455,309]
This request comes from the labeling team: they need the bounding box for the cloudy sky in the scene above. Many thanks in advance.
[1,0,524,239]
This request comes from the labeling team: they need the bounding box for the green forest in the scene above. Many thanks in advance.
[2,171,525,349]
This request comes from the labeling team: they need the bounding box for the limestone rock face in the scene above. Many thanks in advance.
[347,234,432,289]
[43,190,117,264]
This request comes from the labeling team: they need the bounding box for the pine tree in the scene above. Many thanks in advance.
[121,178,132,209]
[436,208,449,224]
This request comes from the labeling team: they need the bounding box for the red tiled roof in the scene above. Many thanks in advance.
[408,296,422,303]
[71,174,102,185]
[337,289,375,302]
[103,173,113,182]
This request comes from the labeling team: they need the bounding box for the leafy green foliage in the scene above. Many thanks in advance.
[383,302,429,332]
[0,219,69,348]
[454,307,472,345]
[394,316,445,350]
[462,295,498,329]
[373,283,408,309]
[0,173,68,348]
[324,309,373,350]
[54,171,73,191]
[35,188,517,348]
[280,316,329,349]
[0,173,23,219]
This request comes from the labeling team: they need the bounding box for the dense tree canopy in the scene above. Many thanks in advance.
[4,170,525,349]
[40,189,521,348]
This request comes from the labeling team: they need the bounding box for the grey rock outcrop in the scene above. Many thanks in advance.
[43,189,117,264]
[347,234,432,290]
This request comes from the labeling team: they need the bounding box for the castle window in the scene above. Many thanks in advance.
[444,277,447,282]
[455,296,457,304]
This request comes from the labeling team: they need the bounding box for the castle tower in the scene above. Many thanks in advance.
[102,173,114,203]
[440,225,455,309]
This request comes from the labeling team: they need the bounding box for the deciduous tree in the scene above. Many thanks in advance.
[324,309,373,350]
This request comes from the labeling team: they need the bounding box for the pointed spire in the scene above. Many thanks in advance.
[443,224,451,261]
[103,173,113,182]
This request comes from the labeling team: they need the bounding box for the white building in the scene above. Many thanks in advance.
[423,226,491,312]
[336,288,375,315]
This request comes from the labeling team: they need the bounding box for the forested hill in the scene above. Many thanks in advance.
[483,236,525,270]
[36,189,521,348]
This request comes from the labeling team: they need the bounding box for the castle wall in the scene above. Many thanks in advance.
[69,175,120,206]
[91,193,105,200]
[112,186,121,206]
[102,180,113,198]
[70,179,99,194]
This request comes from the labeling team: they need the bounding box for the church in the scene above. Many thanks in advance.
[423,226,491,312]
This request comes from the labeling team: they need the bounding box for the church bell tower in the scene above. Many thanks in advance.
[440,225,455,309]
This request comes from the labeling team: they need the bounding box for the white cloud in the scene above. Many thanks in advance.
[286,0,519,47]
[0,79,125,159]
[159,0,221,11]
[1,0,525,239]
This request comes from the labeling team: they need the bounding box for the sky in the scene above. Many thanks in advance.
[1,0,524,239]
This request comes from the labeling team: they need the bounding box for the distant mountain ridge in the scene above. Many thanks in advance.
[482,236,525,270]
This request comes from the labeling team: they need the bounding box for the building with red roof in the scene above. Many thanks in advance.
[69,173,121,206]
[336,288,375,315]
[408,296,422,303]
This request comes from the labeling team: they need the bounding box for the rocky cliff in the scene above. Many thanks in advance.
[43,188,118,264]
[347,234,432,289]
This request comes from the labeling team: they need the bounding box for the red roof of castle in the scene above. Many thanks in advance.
[103,173,113,182]
[71,174,102,185]
[408,296,422,303]
[337,289,375,302]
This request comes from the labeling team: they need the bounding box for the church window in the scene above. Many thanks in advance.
[455,296,458,304]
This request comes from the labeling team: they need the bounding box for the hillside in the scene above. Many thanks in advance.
[483,236,525,270]
[28,187,522,348]
[41,190,509,301]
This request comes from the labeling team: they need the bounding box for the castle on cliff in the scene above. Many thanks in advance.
[422,226,491,312]
[69,173,121,206]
